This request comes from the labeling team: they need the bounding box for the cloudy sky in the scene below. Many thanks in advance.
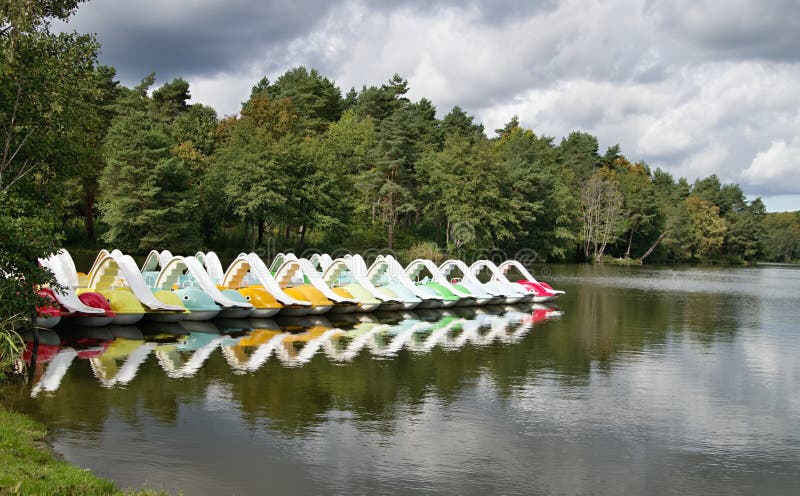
[56,0,800,211]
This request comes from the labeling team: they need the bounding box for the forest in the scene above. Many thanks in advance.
[2,1,800,322]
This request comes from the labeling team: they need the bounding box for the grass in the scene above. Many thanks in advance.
[0,317,25,382]
[0,406,167,495]
[595,254,643,265]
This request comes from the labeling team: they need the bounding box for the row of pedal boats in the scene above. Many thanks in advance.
[35,249,565,328]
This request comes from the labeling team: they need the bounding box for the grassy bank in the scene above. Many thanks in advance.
[0,406,166,495]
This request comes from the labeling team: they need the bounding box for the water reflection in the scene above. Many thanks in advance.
[24,304,563,396]
[5,265,799,496]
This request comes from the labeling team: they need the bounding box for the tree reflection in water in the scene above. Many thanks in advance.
[16,303,563,434]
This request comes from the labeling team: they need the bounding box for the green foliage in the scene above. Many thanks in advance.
[151,77,190,118]
[495,126,575,259]
[418,132,534,250]
[0,315,24,380]
[84,65,787,264]
[724,197,765,261]
[352,74,410,123]
[616,159,661,258]
[441,105,485,138]
[761,211,800,262]
[98,76,200,253]
[0,196,60,320]
[172,103,218,156]
[261,66,343,135]
[1,0,95,327]
[685,195,727,260]
[557,131,600,183]
[313,110,377,245]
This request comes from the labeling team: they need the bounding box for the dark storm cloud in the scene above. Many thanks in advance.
[647,0,800,62]
[59,0,567,85]
[371,0,560,24]
[58,0,335,83]
[60,0,800,85]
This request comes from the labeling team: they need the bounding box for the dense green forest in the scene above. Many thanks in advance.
[2,1,800,322]
[63,70,798,267]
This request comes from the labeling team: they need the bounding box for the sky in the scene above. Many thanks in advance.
[54,0,800,211]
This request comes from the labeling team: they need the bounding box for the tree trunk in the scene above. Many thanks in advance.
[257,215,264,246]
[299,222,306,249]
[638,230,668,262]
[387,193,394,250]
[85,186,95,240]
[625,229,634,259]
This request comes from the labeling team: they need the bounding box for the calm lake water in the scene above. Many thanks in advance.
[3,264,800,495]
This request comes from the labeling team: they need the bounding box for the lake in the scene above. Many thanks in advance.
[3,264,799,495]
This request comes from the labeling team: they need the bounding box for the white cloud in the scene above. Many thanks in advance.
[188,72,259,118]
[55,0,800,208]
[740,138,800,195]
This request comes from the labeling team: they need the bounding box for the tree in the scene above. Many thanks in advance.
[557,131,600,184]
[494,126,574,260]
[685,195,727,260]
[725,197,766,261]
[441,106,484,139]
[363,106,417,249]
[580,171,625,261]
[209,93,303,247]
[761,212,800,262]
[352,74,409,123]
[692,174,722,208]
[98,76,199,252]
[53,64,123,242]
[601,144,622,168]
[260,67,343,135]
[315,110,377,245]
[616,159,659,258]
[494,115,520,139]
[418,130,536,251]
[152,77,190,119]
[1,0,99,323]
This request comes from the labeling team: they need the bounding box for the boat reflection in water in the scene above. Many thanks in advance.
[25,304,562,396]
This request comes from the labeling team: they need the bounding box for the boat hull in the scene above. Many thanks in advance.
[183,309,221,321]
[219,307,254,319]
[111,313,144,325]
[70,316,114,327]
[377,302,404,312]
[309,305,333,315]
[35,316,61,329]
[354,302,382,313]
[144,311,188,323]
[278,306,314,316]
[251,308,281,318]
[416,299,444,309]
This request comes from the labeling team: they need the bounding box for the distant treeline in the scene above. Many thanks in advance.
[15,63,800,265]
[55,66,794,266]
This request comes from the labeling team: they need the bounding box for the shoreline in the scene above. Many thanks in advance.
[0,405,166,495]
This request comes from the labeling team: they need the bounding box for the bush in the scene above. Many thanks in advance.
[0,316,24,381]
